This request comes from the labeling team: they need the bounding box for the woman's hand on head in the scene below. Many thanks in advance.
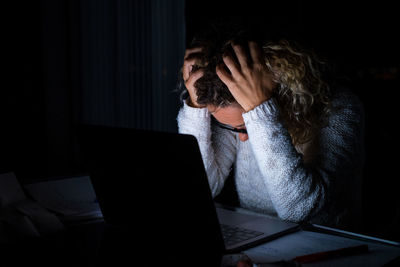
[216,41,277,112]
[182,47,205,108]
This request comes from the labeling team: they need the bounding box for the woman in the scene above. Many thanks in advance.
[177,26,364,230]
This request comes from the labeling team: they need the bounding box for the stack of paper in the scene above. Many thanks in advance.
[0,172,65,243]
[23,175,103,224]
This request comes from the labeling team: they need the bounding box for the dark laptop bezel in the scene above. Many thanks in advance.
[78,124,227,265]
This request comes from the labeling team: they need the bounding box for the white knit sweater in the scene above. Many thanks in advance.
[177,89,364,229]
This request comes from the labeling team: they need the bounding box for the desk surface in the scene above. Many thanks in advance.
[2,219,399,267]
[2,174,400,266]
[244,226,400,266]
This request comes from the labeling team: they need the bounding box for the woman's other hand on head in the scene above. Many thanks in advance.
[182,47,205,108]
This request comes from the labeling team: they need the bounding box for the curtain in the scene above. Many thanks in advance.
[79,0,185,132]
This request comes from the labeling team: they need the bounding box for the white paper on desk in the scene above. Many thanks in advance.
[244,230,400,267]
[2,212,41,238]
[15,199,64,235]
[24,176,103,221]
[0,172,26,207]
[0,172,64,241]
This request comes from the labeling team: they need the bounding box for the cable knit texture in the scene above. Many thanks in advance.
[177,89,364,229]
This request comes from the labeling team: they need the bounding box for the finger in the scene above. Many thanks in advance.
[185,68,204,88]
[216,64,234,87]
[183,56,201,80]
[232,43,250,69]
[248,41,263,65]
[184,47,203,59]
[222,52,241,78]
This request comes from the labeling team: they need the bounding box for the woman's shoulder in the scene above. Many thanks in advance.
[320,85,365,139]
[329,86,364,116]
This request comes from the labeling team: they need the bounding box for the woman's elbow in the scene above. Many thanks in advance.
[277,185,327,223]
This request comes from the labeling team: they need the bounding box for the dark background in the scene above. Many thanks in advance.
[1,0,399,241]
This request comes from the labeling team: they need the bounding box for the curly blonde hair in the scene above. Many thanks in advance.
[263,40,331,145]
[181,24,331,145]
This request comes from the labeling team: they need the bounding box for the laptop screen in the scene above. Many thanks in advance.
[79,124,225,265]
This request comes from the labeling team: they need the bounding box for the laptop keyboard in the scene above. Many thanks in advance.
[220,224,264,246]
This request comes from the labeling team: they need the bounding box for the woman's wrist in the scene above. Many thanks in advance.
[186,97,205,109]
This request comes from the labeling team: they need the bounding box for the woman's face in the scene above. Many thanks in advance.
[208,104,249,142]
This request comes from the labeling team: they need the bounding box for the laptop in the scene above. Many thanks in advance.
[79,124,299,266]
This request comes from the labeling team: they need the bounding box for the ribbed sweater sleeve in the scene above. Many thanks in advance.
[242,91,364,223]
[177,101,237,196]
